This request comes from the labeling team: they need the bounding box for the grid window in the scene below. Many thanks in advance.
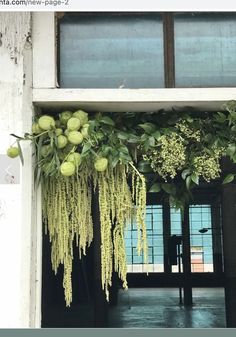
[126,205,164,273]
[126,203,218,274]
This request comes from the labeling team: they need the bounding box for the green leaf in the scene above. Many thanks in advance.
[10,133,24,140]
[16,140,24,165]
[181,169,191,180]
[215,112,226,123]
[81,142,91,156]
[119,151,132,162]
[137,161,152,173]
[161,183,176,194]
[152,130,161,140]
[111,156,119,168]
[191,173,199,185]
[118,145,129,154]
[148,136,155,147]
[140,134,149,142]
[224,100,236,114]
[88,120,97,133]
[138,123,156,134]
[223,174,235,184]
[230,111,236,119]
[127,134,140,143]
[226,144,236,157]
[149,183,161,193]
[110,148,119,157]
[34,166,42,189]
[186,175,192,191]
[186,117,194,123]
[117,131,129,140]
[232,153,236,163]
[100,116,115,126]
[144,139,151,151]
[102,145,112,156]
[36,133,43,163]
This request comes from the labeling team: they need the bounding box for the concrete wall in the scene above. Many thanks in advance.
[0,12,38,327]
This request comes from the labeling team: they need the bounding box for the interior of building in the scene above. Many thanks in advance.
[41,184,233,328]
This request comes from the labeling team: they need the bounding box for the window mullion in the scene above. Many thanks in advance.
[163,13,175,88]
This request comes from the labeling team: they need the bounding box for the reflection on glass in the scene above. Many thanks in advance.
[174,13,236,87]
[59,13,164,88]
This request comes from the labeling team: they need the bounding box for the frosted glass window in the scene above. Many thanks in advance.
[174,13,236,87]
[59,13,164,88]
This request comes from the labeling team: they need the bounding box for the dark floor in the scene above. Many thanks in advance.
[109,288,226,328]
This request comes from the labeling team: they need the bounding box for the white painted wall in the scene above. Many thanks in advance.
[0,12,38,328]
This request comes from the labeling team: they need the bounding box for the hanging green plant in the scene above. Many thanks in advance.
[7,101,236,306]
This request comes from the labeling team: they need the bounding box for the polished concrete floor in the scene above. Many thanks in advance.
[109,288,226,328]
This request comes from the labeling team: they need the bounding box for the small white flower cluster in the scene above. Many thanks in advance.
[193,148,223,182]
[143,133,186,180]
[175,121,201,142]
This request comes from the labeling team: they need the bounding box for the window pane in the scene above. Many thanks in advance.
[59,13,164,88]
[189,205,213,272]
[125,205,164,273]
[174,13,236,87]
[170,208,182,235]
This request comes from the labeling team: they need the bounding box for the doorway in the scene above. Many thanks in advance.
[41,188,225,327]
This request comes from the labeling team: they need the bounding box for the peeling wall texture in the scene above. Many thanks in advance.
[0,12,35,327]
[0,12,31,150]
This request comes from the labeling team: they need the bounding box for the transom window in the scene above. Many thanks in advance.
[58,12,236,88]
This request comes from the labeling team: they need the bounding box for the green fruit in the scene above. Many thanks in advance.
[81,124,89,138]
[94,157,108,172]
[68,131,84,145]
[38,115,55,131]
[55,128,63,136]
[67,153,82,167]
[40,145,53,158]
[32,122,43,134]
[73,110,88,126]
[60,162,76,176]
[59,111,73,125]
[7,147,19,158]
[67,117,81,131]
[57,135,68,149]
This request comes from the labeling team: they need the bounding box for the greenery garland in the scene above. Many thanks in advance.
[7,101,236,306]
[42,172,93,306]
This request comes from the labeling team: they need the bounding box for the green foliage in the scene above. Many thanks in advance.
[223,173,235,184]
[9,100,236,209]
